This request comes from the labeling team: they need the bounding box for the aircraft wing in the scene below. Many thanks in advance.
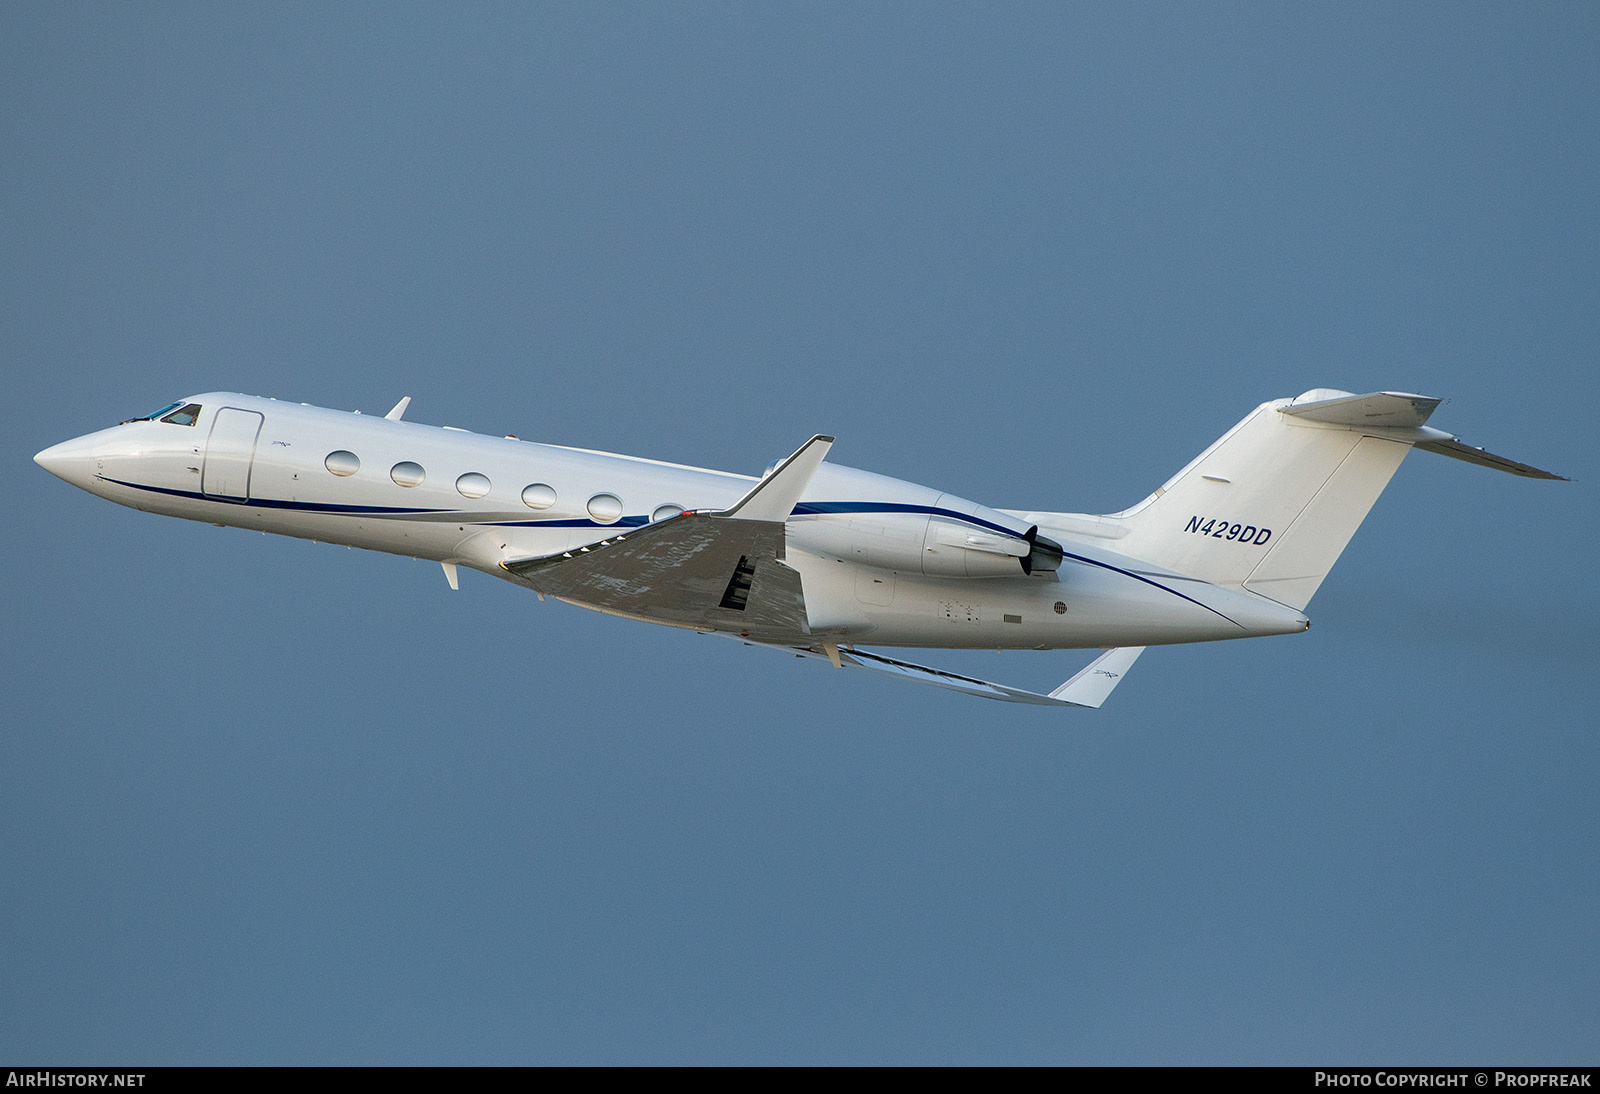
[735,640,1146,707]
[500,435,832,643]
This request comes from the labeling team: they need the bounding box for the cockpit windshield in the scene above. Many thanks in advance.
[125,402,183,423]
[123,401,202,426]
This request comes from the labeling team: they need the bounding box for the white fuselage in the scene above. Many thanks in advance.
[35,393,1310,650]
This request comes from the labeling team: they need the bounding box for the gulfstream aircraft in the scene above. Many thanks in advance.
[34,389,1563,706]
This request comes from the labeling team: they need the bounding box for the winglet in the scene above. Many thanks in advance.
[720,435,835,523]
[1048,647,1145,708]
[385,396,412,421]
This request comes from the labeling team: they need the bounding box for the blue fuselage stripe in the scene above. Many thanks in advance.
[101,477,447,514]
[790,501,1023,539]
[99,476,1234,622]
[1057,549,1239,627]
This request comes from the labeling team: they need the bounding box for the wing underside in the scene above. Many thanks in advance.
[499,430,1145,707]
[502,513,811,640]
[499,434,833,643]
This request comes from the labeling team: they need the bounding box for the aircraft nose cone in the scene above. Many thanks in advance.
[34,435,100,487]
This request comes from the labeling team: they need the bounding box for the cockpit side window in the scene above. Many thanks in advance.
[160,404,202,426]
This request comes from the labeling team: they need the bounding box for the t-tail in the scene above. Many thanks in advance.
[1074,390,1565,611]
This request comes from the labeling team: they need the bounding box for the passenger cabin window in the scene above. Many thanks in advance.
[456,472,491,499]
[160,404,202,426]
[391,461,426,487]
[521,483,557,510]
[587,493,624,524]
[325,451,360,477]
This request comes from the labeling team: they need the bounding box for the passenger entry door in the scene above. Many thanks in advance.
[201,408,263,500]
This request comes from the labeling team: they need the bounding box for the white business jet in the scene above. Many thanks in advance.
[35,389,1562,706]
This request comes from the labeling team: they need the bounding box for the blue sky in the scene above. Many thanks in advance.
[5,3,1597,1064]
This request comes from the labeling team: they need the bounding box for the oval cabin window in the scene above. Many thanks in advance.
[522,483,557,510]
[325,451,360,477]
[587,493,624,524]
[456,472,491,499]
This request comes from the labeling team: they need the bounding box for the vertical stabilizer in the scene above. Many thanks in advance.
[1238,433,1410,608]
[1096,392,1412,610]
[1081,389,1562,611]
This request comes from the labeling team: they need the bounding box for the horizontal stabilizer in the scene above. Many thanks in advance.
[1280,390,1441,428]
[1415,437,1568,480]
[1282,389,1565,479]
[736,639,1145,707]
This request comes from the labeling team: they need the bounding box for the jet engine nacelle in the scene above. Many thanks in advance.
[795,490,1064,579]
[920,517,1064,577]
